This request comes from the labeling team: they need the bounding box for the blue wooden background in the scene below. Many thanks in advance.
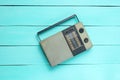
[0,0,120,80]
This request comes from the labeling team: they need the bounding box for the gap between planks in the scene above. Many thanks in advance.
[0,63,120,66]
[0,5,120,7]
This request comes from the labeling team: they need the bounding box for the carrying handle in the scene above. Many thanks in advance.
[37,14,79,41]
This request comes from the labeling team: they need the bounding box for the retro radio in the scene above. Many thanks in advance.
[37,14,92,67]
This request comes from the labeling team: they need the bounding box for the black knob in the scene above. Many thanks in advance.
[79,28,84,33]
[84,38,89,43]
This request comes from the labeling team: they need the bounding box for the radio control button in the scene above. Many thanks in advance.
[84,38,89,43]
[79,28,84,33]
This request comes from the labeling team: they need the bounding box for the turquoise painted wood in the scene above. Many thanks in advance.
[0,26,120,45]
[0,0,120,5]
[0,64,120,80]
[0,0,120,80]
[0,46,120,64]
[0,7,120,25]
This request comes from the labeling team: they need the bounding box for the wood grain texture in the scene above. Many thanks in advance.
[0,64,120,80]
[0,26,119,45]
[0,46,120,64]
[0,7,120,25]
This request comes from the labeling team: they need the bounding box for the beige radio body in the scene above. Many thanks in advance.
[40,22,92,66]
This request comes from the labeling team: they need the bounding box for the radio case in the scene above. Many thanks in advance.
[37,14,92,67]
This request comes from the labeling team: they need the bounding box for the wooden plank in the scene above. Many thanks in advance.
[0,0,120,5]
[0,46,120,64]
[0,26,120,45]
[0,64,120,80]
[0,7,120,25]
